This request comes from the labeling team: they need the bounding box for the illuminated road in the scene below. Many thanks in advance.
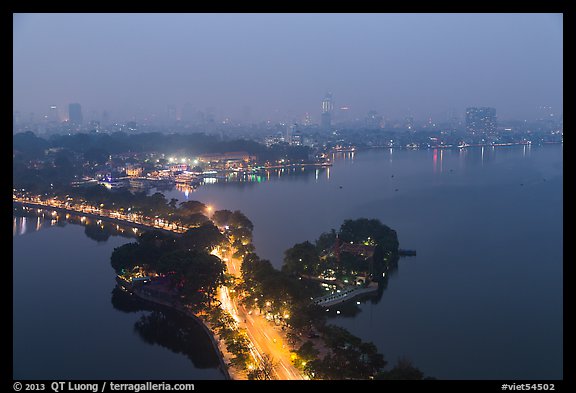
[218,249,304,380]
[13,196,192,234]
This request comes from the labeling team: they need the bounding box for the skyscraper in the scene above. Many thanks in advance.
[48,105,59,123]
[68,103,83,125]
[465,107,496,135]
[321,92,333,130]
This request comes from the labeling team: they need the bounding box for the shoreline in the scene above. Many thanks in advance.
[117,279,237,380]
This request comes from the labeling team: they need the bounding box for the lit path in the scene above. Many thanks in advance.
[13,196,191,234]
[217,249,305,380]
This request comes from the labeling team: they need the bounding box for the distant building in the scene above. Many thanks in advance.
[264,132,285,147]
[291,131,303,146]
[321,92,333,130]
[169,163,189,173]
[197,151,255,163]
[48,105,59,123]
[366,110,383,129]
[287,123,300,145]
[68,103,83,125]
[466,107,496,135]
[405,115,414,131]
[126,165,143,177]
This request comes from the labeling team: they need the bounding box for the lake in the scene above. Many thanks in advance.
[13,144,562,380]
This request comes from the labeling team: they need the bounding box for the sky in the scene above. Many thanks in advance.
[13,13,563,124]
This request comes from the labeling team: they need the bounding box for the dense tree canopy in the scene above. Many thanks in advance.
[282,241,322,276]
[179,222,226,252]
[338,218,399,254]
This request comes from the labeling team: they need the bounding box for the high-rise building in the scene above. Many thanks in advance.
[68,103,83,125]
[286,123,300,145]
[465,107,496,135]
[321,92,333,130]
[48,105,59,123]
[291,130,303,146]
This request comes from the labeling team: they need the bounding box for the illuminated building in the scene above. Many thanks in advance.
[321,92,333,130]
[466,107,496,135]
[126,165,143,177]
[48,105,59,123]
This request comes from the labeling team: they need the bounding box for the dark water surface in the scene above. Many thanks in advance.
[13,144,562,379]
[13,219,224,379]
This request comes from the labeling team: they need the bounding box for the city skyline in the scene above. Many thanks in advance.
[13,13,563,124]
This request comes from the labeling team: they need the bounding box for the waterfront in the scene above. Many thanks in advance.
[13,144,562,380]
[161,144,563,380]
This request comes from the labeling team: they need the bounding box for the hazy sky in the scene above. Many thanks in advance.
[13,13,563,124]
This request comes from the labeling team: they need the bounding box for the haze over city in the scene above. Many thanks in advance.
[13,13,562,125]
[13,11,563,384]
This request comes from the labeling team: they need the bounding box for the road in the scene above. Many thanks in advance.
[217,249,304,380]
[13,196,191,233]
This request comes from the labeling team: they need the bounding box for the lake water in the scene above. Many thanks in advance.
[13,144,562,380]
[13,218,225,380]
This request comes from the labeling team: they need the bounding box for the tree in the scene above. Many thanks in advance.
[282,241,321,276]
[53,150,76,183]
[178,200,207,215]
[168,198,178,210]
[179,222,226,252]
[156,249,225,305]
[247,354,276,380]
[84,147,109,165]
[212,209,233,227]
[375,358,425,380]
[13,131,49,160]
[84,223,112,242]
[339,218,399,254]
[110,242,141,274]
[229,210,254,232]
[296,340,320,364]
[315,229,337,253]
[182,212,210,227]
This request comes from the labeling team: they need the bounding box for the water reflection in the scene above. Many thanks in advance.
[15,210,223,376]
[110,287,221,370]
[456,146,497,170]
[325,258,400,319]
[13,208,138,242]
[160,166,329,197]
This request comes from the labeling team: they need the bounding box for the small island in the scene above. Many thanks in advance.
[14,184,428,380]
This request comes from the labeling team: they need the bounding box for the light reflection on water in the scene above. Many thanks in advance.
[154,144,562,380]
[13,144,562,380]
